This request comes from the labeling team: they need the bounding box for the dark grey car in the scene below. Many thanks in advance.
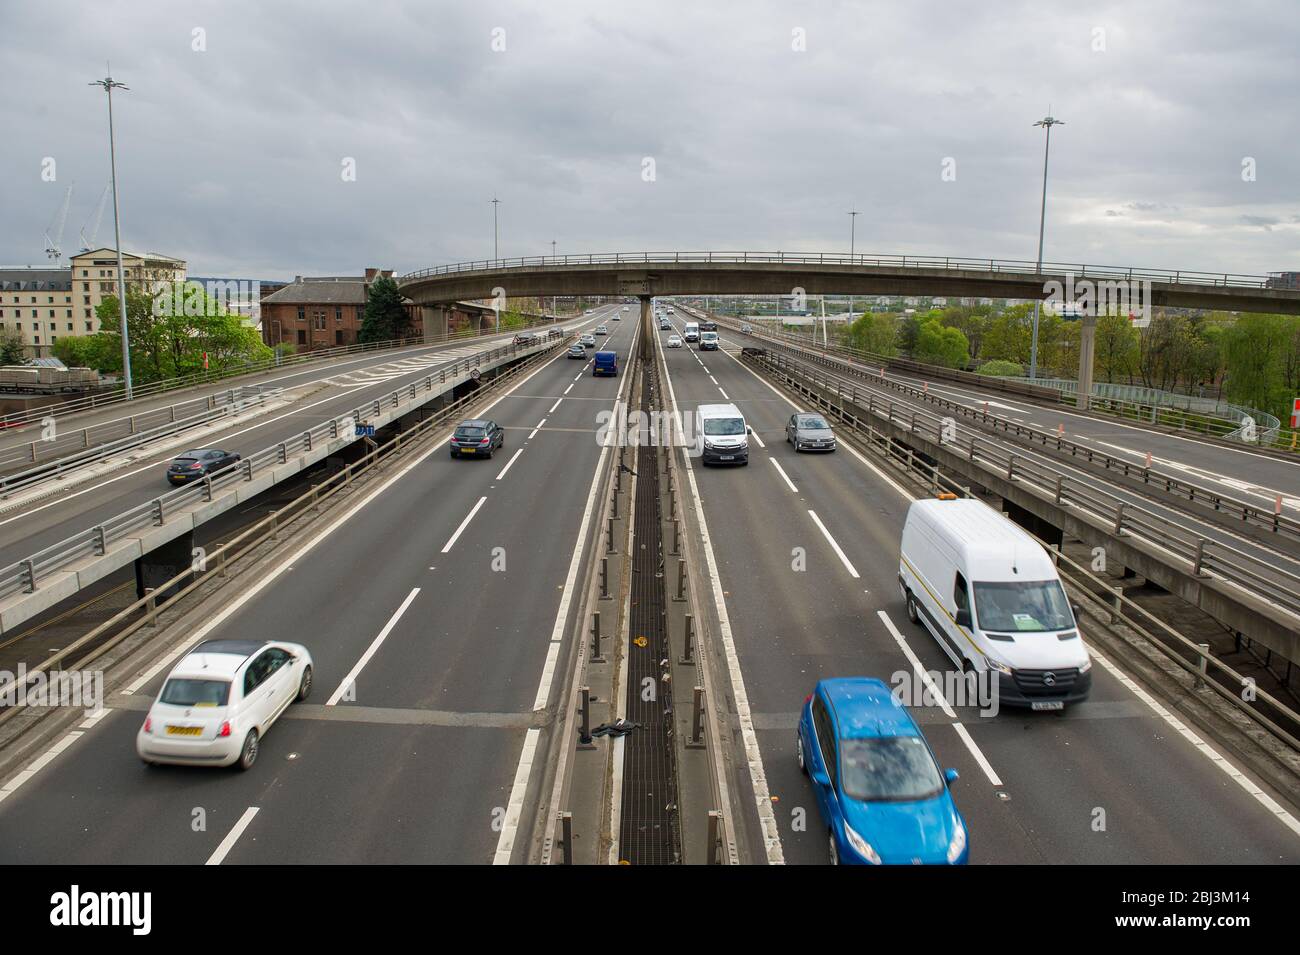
[167,448,241,484]
[450,419,504,459]
[786,413,837,452]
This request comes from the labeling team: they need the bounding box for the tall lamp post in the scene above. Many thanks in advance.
[848,208,859,257]
[1029,112,1064,379]
[550,240,557,317]
[90,70,133,399]
[491,196,500,260]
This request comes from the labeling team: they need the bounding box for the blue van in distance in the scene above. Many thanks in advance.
[593,351,618,377]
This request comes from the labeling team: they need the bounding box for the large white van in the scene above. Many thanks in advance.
[898,496,1091,709]
[683,321,700,342]
[695,403,750,465]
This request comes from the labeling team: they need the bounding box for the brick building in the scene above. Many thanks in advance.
[260,268,419,351]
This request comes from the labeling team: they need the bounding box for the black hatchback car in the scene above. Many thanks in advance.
[167,448,241,483]
[450,419,504,459]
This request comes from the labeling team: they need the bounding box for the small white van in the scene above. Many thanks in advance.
[695,403,750,465]
[683,321,700,342]
[898,496,1091,709]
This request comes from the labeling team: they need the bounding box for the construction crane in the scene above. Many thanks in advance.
[44,184,74,265]
[79,183,110,252]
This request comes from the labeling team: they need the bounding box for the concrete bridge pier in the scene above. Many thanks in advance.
[639,295,653,357]
[423,305,450,343]
[1076,314,1097,411]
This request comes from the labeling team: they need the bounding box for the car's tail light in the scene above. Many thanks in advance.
[218,721,231,738]
[143,716,152,734]
[189,462,202,469]
[480,437,490,445]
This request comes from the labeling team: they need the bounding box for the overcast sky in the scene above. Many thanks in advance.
[3,0,1297,279]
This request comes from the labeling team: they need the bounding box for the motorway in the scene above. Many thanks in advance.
[659,321,1300,864]
[736,323,1300,502]
[0,304,633,863]
[1,306,1297,865]
[0,318,610,574]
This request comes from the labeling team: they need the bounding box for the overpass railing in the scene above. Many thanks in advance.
[400,251,1276,290]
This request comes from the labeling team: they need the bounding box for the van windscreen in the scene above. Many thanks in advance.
[973,579,1073,633]
[703,417,744,436]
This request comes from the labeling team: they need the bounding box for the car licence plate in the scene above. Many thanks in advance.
[1030,701,1064,711]
[166,725,202,736]
[720,455,734,461]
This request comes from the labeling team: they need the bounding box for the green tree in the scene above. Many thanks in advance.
[0,330,26,365]
[1220,313,1297,416]
[913,317,969,367]
[358,276,412,343]
[940,305,994,360]
[52,333,119,371]
[841,312,898,356]
[1093,313,1139,383]
[94,282,271,383]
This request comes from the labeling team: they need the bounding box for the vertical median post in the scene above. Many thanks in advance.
[687,685,705,748]
[590,611,606,663]
[578,686,594,748]
[1194,644,1210,689]
[706,811,721,865]
[674,558,686,602]
[679,614,694,665]
[558,811,574,866]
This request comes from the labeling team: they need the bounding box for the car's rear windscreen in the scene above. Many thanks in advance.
[161,678,231,707]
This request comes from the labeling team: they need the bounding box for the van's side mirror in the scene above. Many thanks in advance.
[1070,602,1082,619]
[944,768,959,784]
[746,427,753,435]
[954,608,972,629]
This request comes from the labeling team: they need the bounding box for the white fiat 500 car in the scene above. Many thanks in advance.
[137,639,313,770]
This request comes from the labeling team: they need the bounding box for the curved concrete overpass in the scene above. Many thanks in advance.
[400,251,1300,316]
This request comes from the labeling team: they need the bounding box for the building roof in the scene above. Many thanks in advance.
[263,277,369,305]
[0,267,73,292]
[71,247,186,265]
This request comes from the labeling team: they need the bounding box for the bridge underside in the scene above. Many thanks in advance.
[402,262,1300,315]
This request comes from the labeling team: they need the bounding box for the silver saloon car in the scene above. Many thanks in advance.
[786,413,837,452]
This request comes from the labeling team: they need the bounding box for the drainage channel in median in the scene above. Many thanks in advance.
[617,359,683,865]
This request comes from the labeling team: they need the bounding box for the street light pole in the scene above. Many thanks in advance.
[848,209,859,257]
[550,240,557,317]
[491,196,500,260]
[1029,112,1064,379]
[90,70,133,399]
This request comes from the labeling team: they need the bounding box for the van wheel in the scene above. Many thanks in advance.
[238,730,259,771]
[906,591,920,624]
[797,734,807,775]
[297,665,313,702]
[828,830,840,866]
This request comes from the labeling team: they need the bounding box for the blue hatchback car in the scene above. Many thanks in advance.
[797,677,968,865]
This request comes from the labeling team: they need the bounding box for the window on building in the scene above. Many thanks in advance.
[335,305,342,323]
[297,329,307,345]
[85,322,93,332]
[297,306,305,322]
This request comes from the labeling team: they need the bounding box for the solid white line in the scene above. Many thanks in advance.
[1089,649,1300,839]
[495,348,637,866]
[495,449,524,480]
[493,728,541,865]
[661,346,785,864]
[749,430,766,449]
[0,730,84,805]
[206,806,260,865]
[718,388,729,399]
[549,398,563,413]
[441,496,487,553]
[769,458,798,493]
[951,723,1004,786]
[327,587,421,705]
[808,509,860,578]
[564,383,574,395]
